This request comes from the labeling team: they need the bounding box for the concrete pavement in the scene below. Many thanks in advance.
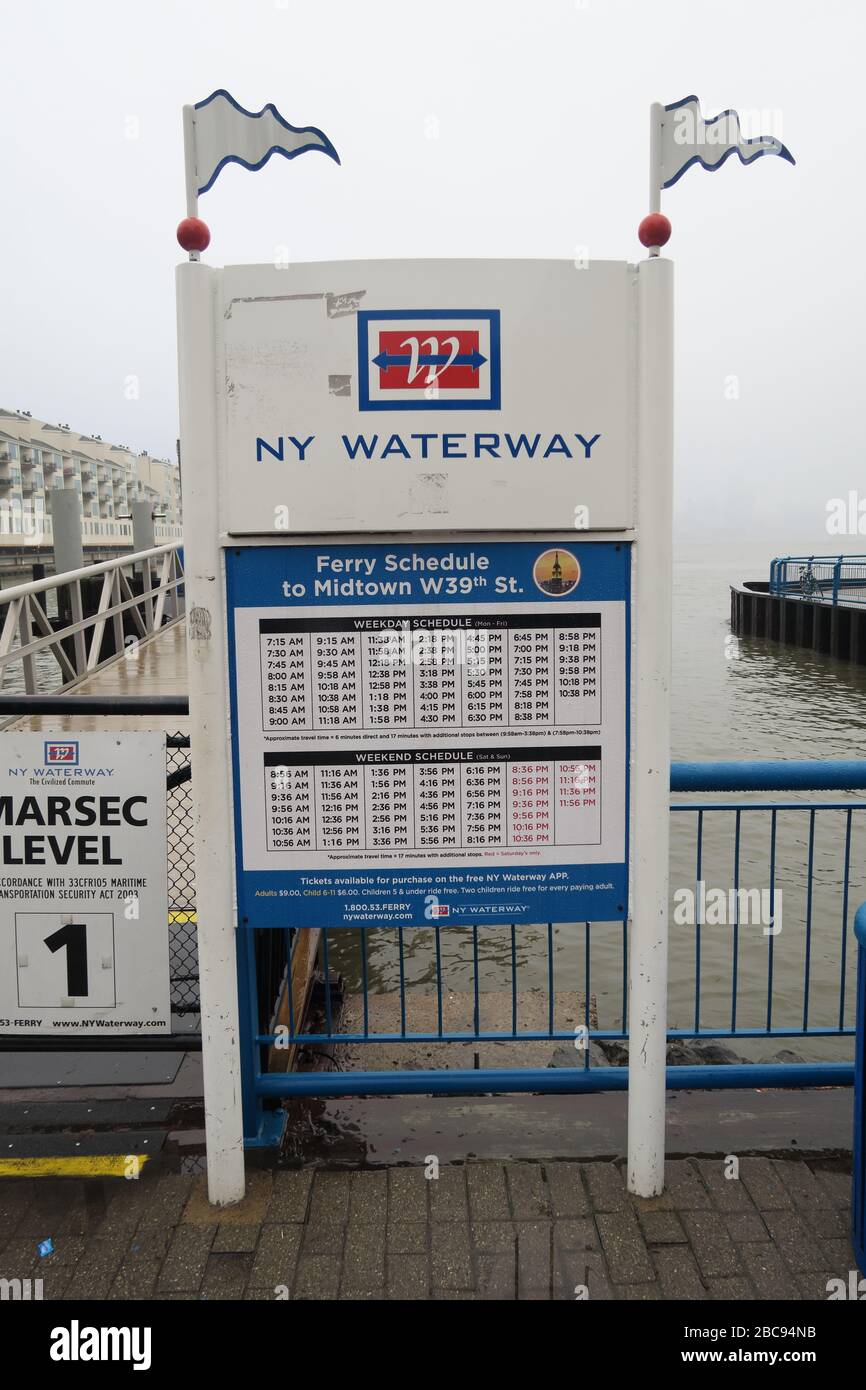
[0,1155,857,1301]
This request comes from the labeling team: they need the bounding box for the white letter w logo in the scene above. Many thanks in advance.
[401,335,460,385]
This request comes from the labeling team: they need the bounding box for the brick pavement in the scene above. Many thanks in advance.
[0,1157,858,1301]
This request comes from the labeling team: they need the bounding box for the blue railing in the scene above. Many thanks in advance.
[853,903,866,1274]
[240,760,866,1143]
[769,553,866,606]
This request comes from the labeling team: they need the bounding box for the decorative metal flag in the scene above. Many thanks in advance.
[657,95,794,190]
[639,96,795,254]
[184,89,339,204]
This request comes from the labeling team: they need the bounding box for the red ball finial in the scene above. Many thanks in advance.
[638,212,671,249]
[177,217,211,253]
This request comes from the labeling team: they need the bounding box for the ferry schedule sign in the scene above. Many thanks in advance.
[0,732,170,1035]
[177,244,671,1199]
[226,537,629,927]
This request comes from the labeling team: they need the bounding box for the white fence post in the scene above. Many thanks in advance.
[176,258,246,1206]
[628,254,674,1197]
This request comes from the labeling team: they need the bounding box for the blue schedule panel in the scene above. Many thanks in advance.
[226,538,630,928]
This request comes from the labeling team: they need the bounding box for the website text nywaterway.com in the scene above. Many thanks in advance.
[0,1018,166,1029]
[49,1019,166,1029]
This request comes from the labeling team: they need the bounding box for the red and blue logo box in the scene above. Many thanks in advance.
[44,741,79,765]
[357,309,500,411]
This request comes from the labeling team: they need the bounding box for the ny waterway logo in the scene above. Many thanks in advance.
[44,741,79,766]
[424,895,450,919]
[357,309,501,411]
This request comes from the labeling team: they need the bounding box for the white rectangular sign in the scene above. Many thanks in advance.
[0,732,170,1035]
[217,259,636,534]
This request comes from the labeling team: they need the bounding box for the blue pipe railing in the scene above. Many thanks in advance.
[672,760,866,791]
[853,904,866,1274]
[257,1061,856,1099]
[769,553,866,606]
[241,759,866,1142]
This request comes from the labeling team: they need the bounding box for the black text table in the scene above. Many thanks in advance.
[263,747,602,853]
[259,613,601,732]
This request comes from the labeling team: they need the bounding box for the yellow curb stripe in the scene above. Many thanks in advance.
[169,912,197,924]
[0,1155,150,1179]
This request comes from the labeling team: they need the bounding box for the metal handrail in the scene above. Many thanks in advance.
[672,760,866,791]
[0,542,176,602]
[769,553,866,607]
[246,757,866,1109]
[0,542,185,697]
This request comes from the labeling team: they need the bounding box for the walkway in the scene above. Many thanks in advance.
[8,618,188,733]
[0,1156,855,1300]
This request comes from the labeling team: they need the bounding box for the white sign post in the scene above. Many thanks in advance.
[177,260,247,1206]
[629,256,673,1197]
[0,732,170,1035]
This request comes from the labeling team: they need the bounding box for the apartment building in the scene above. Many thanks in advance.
[0,409,182,550]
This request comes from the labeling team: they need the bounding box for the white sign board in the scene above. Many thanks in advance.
[0,732,170,1035]
[216,259,636,534]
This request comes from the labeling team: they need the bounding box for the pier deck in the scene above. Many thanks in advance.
[7,620,188,733]
[0,1152,854,1300]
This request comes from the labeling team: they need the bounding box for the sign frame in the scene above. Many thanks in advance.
[214,257,637,537]
[176,253,673,1206]
[224,534,631,932]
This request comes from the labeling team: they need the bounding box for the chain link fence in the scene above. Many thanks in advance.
[165,735,290,1039]
[167,733,199,1017]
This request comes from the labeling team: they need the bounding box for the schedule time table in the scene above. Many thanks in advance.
[259,612,601,732]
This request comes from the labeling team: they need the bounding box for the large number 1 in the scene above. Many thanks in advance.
[44,922,89,997]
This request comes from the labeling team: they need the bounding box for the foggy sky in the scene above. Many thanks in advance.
[1,0,862,553]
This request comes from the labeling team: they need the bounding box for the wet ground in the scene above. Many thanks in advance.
[278,1085,854,1169]
[0,1153,856,1300]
